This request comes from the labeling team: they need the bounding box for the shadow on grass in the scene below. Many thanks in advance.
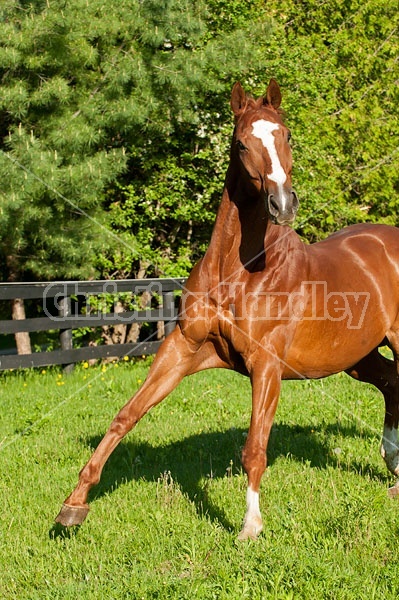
[49,522,82,541]
[74,421,384,532]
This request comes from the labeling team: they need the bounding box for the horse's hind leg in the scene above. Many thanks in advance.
[346,345,399,494]
[56,326,218,526]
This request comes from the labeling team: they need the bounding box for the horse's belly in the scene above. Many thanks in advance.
[282,317,389,380]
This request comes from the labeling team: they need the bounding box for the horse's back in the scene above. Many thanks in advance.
[307,223,399,279]
[285,223,399,379]
[311,222,399,251]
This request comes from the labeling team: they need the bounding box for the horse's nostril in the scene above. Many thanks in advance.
[268,194,279,215]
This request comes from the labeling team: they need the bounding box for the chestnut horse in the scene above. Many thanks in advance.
[56,79,399,540]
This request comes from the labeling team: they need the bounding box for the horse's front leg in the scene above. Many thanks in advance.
[238,355,281,541]
[55,326,209,527]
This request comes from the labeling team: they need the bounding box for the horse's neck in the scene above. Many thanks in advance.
[203,175,276,281]
[204,188,237,261]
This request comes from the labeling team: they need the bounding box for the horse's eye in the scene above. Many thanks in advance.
[237,140,247,152]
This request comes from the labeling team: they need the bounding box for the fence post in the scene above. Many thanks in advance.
[59,296,74,373]
[163,291,176,338]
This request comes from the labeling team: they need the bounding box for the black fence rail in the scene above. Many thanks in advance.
[0,278,187,371]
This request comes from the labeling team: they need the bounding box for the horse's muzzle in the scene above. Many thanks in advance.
[267,190,299,225]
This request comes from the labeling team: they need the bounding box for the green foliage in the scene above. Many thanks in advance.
[0,0,271,280]
[0,125,124,279]
[0,0,131,279]
[0,0,397,281]
[261,0,399,240]
[102,0,399,274]
[95,0,272,278]
[101,125,230,277]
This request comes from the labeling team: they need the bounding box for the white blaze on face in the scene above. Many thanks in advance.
[252,119,287,186]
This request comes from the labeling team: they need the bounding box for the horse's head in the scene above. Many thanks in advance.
[230,79,298,226]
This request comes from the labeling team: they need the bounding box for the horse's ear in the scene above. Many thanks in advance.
[264,78,282,110]
[231,82,247,116]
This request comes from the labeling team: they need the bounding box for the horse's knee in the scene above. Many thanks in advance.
[241,444,267,480]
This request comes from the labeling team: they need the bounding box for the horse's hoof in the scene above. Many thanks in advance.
[55,503,90,526]
[237,518,263,541]
[388,484,399,499]
[237,526,261,541]
[237,528,256,541]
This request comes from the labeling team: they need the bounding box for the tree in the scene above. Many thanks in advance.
[0,0,270,349]
[260,0,399,240]
[101,0,399,284]
[95,0,273,279]
[1,0,272,282]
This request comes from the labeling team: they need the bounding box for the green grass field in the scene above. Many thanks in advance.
[1,358,399,599]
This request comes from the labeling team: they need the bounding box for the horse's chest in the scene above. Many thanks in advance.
[180,272,301,355]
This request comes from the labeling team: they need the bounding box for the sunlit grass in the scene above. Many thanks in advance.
[1,359,398,598]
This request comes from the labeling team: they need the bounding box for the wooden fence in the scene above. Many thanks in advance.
[0,278,186,371]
